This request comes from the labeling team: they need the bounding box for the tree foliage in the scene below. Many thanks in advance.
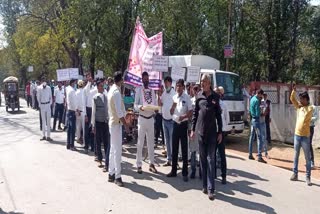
[0,0,319,86]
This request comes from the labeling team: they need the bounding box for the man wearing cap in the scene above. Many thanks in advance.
[76,80,86,145]
[37,77,53,141]
[134,71,158,174]
[66,79,78,150]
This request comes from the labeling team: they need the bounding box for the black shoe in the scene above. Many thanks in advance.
[163,161,172,167]
[149,164,158,173]
[66,145,70,150]
[137,167,143,174]
[166,171,177,177]
[183,176,188,182]
[290,173,298,181]
[222,177,227,185]
[70,147,76,151]
[58,126,62,131]
[202,189,208,194]
[115,178,124,187]
[258,157,267,163]
[40,136,46,141]
[306,177,312,186]
[249,155,255,160]
[208,192,215,201]
[46,137,53,142]
[108,174,115,182]
[190,172,196,179]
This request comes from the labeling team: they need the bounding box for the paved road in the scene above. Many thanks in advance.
[0,98,319,214]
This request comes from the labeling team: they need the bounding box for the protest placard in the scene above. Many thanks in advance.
[152,55,168,72]
[56,69,70,81]
[186,66,201,83]
[69,68,79,80]
[171,67,186,81]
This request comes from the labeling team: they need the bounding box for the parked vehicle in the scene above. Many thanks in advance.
[3,76,20,112]
[168,55,245,134]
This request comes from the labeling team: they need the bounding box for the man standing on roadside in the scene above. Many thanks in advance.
[107,72,129,187]
[263,93,272,145]
[310,106,318,168]
[53,82,65,131]
[91,79,110,172]
[248,89,267,163]
[290,85,314,186]
[191,74,222,201]
[83,73,97,153]
[25,82,32,108]
[37,77,53,142]
[167,79,193,182]
[66,79,78,150]
[134,71,158,174]
[159,76,175,167]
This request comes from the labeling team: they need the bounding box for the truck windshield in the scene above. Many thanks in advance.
[216,73,243,101]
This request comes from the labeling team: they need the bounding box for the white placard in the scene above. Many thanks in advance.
[56,69,70,81]
[171,67,186,81]
[69,68,79,80]
[152,55,168,72]
[28,66,34,72]
[186,66,201,83]
[95,70,104,79]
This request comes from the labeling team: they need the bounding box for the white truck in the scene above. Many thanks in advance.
[167,55,245,134]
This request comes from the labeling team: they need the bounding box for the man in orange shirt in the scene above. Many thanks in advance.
[290,84,314,186]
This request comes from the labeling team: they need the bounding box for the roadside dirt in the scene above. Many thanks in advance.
[226,130,320,180]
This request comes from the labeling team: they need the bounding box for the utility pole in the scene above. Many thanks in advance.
[226,0,232,71]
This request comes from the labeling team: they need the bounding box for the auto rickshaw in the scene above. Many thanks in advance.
[3,76,20,112]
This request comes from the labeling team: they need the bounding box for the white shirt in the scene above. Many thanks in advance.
[66,86,77,111]
[76,88,86,114]
[54,88,65,104]
[134,86,158,117]
[84,82,98,108]
[37,85,52,105]
[172,92,192,123]
[220,100,228,132]
[108,84,126,126]
[161,88,176,120]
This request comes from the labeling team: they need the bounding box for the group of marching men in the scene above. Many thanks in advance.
[35,71,227,201]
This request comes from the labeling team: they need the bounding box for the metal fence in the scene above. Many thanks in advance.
[263,90,279,104]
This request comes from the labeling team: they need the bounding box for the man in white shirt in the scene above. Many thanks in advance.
[53,82,65,131]
[167,79,193,182]
[107,72,129,187]
[159,76,175,166]
[37,77,53,141]
[66,79,78,150]
[83,74,98,152]
[134,72,158,174]
[75,80,86,144]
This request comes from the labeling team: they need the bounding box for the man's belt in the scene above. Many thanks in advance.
[163,118,172,122]
[41,101,50,104]
[140,115,153,119]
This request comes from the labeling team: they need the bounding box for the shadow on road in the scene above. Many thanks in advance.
[216,193,276,214]
[0,208,24,214]
[228,168,269,181]
[6,110,27,115]
[124,181,168,200]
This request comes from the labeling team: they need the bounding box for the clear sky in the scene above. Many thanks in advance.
[311,0,320,5]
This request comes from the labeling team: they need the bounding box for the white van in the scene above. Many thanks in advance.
[168,55,245,134]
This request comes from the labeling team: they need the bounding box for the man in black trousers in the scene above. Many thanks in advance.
[191,74,223,201]
[167,79,193,182]
[91,79,110,172]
